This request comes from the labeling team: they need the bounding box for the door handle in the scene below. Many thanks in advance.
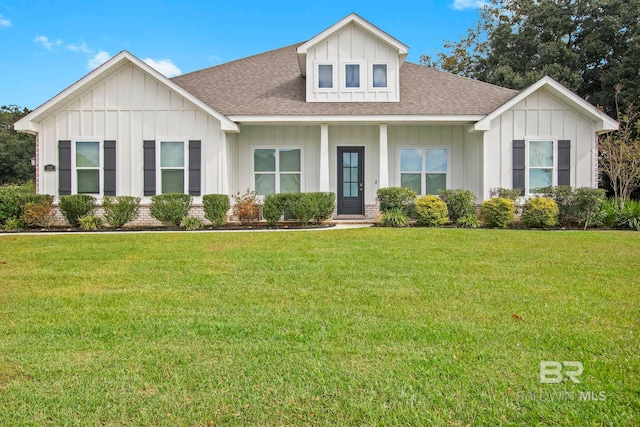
[359,182,363,192]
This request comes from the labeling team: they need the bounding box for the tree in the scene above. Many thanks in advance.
[421,0,640,118]
[598,85,640,202]
[0,105,35,185]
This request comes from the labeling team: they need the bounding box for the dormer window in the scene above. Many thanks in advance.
[372,64,388,88]
[318,64,334,89]
[345,64,360,88]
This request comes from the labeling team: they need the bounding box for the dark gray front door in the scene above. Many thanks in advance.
[337,147,364,215]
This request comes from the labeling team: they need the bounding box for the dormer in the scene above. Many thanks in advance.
[297,13,409,103]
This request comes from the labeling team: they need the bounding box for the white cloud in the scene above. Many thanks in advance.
[67,42,93,54]
[34,35,61,50]
[0,15,10,27]
[451,0,488,10]
[87,50,111,69]
[143,58,182,77]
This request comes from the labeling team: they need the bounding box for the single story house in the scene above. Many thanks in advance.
[15,13,617,221]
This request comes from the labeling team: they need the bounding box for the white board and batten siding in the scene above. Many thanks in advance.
[306,23,400,103]
[38,62,226,199]
[483,88,598,200]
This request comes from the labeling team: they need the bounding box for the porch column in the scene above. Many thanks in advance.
[319,123,330,191]
[379,123,389,189]
[220,131,229,194]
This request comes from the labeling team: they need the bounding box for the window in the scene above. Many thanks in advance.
[160,141,185,193]
[75,141,100,194]
[345,64,360,88]
[399,148,448,195]
[528,140,554,193]
[318,64,333,89]
[372,64,387,88]
[254,148,301,195]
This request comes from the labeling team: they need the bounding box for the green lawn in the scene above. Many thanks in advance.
[0,228,638,426]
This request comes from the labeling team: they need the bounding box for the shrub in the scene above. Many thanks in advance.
[308,192,335,224]
[232,190,261,225]
[78,214,102,231]
[481,197,515,228]
[0,184,37,225]
[4,217,24,231]
[415,195,448,227]
[202,194,230,227]
[380,207,409,227]
[602,199,619,228]
[489,188,522,202]
[181,216,204,231]
[286,193,315,226]
[150,193,192,227]
[615,200,640,231]
[262,194,287,226]
[22,196,55,228]
[521,197,559,228]
[102,196,140,228]
[58,194,96,227]
[457,215,480,228]
[377,187,416,214]
[438,189,476,225]
[571,188,606,229]
[541,186,575,226]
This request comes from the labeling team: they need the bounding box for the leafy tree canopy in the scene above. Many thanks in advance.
[421,0,640,116]
[0,105,35,185]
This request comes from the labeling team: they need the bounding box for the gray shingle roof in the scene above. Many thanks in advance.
[171,42,519,117]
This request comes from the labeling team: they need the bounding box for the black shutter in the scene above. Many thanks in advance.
[558,140,571,186]
[103,140,116,196]
[512,140,525,196]
[58,140,72,195]
[189,140,201,196]
[143,140,156,196]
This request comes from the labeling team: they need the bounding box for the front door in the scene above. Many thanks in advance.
[337,147,364,215]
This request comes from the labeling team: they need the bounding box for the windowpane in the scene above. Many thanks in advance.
[346,64,360,88]
[254,149,276,172]
[77,170,99,194]
[400,149,422,172]
[255,173,275,195]
[401,173,421,194]
[373,64,387,88]
[343,183,351,197]
[426,149,447,172]
[318,64,333,88]
[279,149,300,172]
[350,153,358,167]
[350,168,358,182]
[343,168,351,183]
[76,142,99,167]
[426,173,446,195]
[351,183,358,197]
[529,141,553,167]
[529,168,553,191]
[161,142,184,168]
[280,174,300,193]
[162,170,184,194]
[342,152,351,167]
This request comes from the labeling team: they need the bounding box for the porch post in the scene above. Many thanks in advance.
[379,123,389,189]
[220,131,229,195]
[319,123,330,191]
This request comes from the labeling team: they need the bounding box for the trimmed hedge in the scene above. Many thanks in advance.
[481,197,515,228]
[263,192,335,226]
[203,194,230,227]
[438,189,476,225]
[58,194,96,227]
[521,197,559,228]
[150,193,192,227]
[102,196,140,228]
[415,195,448,227]
[377,187,416,215]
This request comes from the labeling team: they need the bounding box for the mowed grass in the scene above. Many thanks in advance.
[0,228,638,426]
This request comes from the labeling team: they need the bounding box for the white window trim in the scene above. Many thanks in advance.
[315,62,337,92]
[397,146,451,196]
[341,61,364,91]
[525,138,558,196]
[71,139,103,197]
[251,146,305,196]
[369,62,391,91]
[157,139,188,194]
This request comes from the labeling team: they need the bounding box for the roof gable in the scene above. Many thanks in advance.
[296,13,409,76]
[15,51,239,133]
[473,76,617,133]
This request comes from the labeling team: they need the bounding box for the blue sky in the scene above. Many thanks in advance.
[0,0,486,110]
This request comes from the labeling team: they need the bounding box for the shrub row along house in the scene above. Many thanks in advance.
[14,13,617,223]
